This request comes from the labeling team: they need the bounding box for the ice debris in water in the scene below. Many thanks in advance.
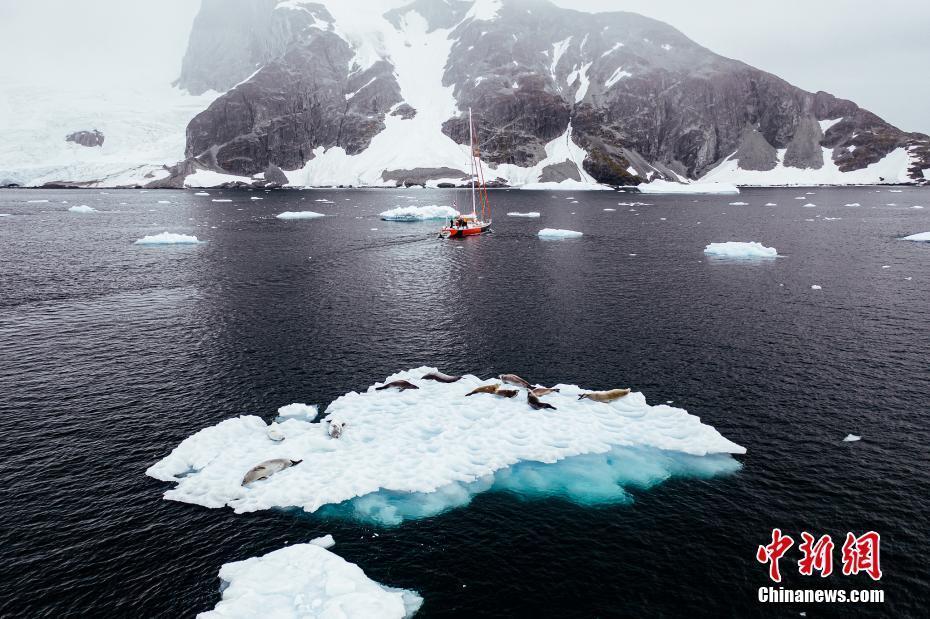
[146,367,745,525]
[843,434,861,442]
[811,285,822,290]
[507,211,541,218]
[703,242,777,258]
[538,228,583,239]
[276,211,325,220]
[68,205,97,214]
[198,538,422,619]
[380,205,458,221]
[901,232,930,242]
[134,232,202,245]
[277,403,319,421]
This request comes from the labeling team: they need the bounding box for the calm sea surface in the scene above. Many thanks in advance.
[1,186,928,617]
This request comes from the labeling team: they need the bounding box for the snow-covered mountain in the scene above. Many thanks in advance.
[3,0,928,189]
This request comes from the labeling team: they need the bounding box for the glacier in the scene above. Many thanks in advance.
[146,367,745,524]
[199,537,422,619]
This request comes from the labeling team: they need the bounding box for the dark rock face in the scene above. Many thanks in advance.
[180,0,930,185]
[66,130,104,147]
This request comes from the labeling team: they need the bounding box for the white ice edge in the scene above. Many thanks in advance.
[147,367,745,522]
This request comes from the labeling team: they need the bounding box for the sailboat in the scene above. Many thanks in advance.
[440,108,492,239]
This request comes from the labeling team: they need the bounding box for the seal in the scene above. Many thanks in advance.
[466,383,500,396]
[499,373,532,389]
[421,371,462,383]
[494,388,519,398]
[328,419,347,439]
[530,386,560,397]
[527,391,557,410]
[578,388,631,402]
[375,379,419,391]
[241,458,302,486]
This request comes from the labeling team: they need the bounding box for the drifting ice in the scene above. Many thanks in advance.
[506,212,541,218]
[198,539,422,619]
[147,368,745,524]
[277,403,319,421]
[901,232,930,242]
[703,242,777,258]
[68,205,98,214]
[276,211,325,220]
[843,434,861,442]
[134,232,202,245]
[538,228,583,239]
[380,205,458,221]
[637,180,740,195]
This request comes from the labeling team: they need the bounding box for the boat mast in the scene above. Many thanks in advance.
[469,107,477,218]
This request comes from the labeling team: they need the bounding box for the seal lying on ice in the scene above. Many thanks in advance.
[527,391,556,410]
[578,388,631,402]
[530,386,560,397]
[421,371,462,383]
[327,419,347,439]
[375,380,419,391]
[241,458,302,486]
[466,383,501,396]
[499,373,532,389]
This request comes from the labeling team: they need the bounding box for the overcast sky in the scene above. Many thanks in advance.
[0,0,927,133]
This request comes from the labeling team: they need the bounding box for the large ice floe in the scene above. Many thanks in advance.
[199,536,422,619]
[901,232,930,242]
[134,232,202,245]
[379,205,458,221]
[147,368,745,526]
[704,242,778,259]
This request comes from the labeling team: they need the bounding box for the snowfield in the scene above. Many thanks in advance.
[380,205,459,221]
[199,538,422,619]
[704,242,778,258]
[146,367,744,524]
[134,232,202,245]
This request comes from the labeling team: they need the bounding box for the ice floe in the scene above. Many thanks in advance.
[638,180,739,194]
[212,199,233,203]
[27,199,49,203]
[901,232,930,242]
[198,538,422,619]
[728,201,749,206]
[380,205,458,221]
[277,403,319,421]
[845,203,861,207]
[68,205,98,214]
[811,285,822,290]
[194,192,210,196]
[276,211,325,220]
[519,179,611,191]
[843,434,861,442]
[703,242,777,258]
[538,228,583,239]
[506,211,541,218]
[134,232,202,245]
[147,368,745,524]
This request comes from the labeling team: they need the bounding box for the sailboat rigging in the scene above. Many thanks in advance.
[440,108,492,239]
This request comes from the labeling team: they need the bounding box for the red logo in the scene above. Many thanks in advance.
[758,530,882,582]
[756,528,794,582]
[798,532,834,577]
[841,531,882,581]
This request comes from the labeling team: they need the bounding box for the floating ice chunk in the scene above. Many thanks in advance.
[901,232,930,242]
[889,189,902,193]
[27,199,49,203]
[315,199,334,203]
[729,201,749,206]
[845,203,860,207]
[68,205,98,214]
[506,211,541,218]
[519,180,611,191]
[309,534,335,549]
[912,206,924,209]
[380,205,458,221]
[811,285,822,290]
[803,203,817,207]
[603,208,616,212]
[147,368,745,521]
[276,211,325,220]
[212,199,233,203]
[843,434,861,442]
[198,542,422,619]
[277,403,319,421]
[538,228,583,239]
[134,232,202,245]
[0,214,11,217]
[638,180,739,194]
[765,203,777,206]
[194,192,210,196]
[250,197,263,201]
[703,242,777,258]
[157,200,171,204]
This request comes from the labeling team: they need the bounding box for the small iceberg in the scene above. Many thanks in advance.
[277,403,319,421]
[507,211,541,218]
[538,228,583,239]
[212,199,232,203]
[803,203,817,208]
[134,232,202,245]
[276,211,325,220]
[764,203,777,206]
[27,199,49,203]
[638,180,739,195]
[843,434,861,442]
[194,192,210,196]
[901,232,930,242]
[380,205,458,221]
[845,203,861,207]
[198,539,422,619]
[729,202,749,206]
[811,285,822,290]
[68,205,98,214]
[703,242,777,258]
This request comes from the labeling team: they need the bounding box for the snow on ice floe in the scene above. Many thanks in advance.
[507,211,541,218]
[380,205,458,221]
[638,180,740,194]
[134,232,202,245]
[901,232,930,242]
[843,434,861,442]
[146,368,745,524]
[538,228,583,239]
[276,211,326,220]
[277,403,319,421]
[68,205,98,214]
[703,242,777,259]
[198,538,422,619]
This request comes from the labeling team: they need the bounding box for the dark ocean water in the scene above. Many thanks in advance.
[1,186,928,618]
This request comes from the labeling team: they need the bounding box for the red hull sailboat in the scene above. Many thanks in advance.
[441,108,492,239]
